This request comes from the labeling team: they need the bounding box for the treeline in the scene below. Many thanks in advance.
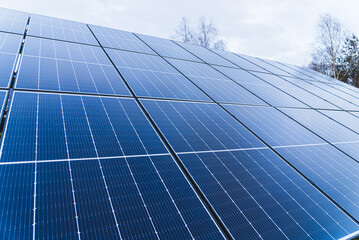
[309,14,359,87]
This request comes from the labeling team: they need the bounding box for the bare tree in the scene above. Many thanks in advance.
[173,16,194,44]
[173,16,226,50]
[195,16,218,48]
[309,14,347,79]
[213,40,226,51]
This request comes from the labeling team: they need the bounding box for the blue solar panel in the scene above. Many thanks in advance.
[235,54,292,77]
[167,59,267,105]
[105,49,210,101]
[0,7,28,34]
[0,33,22,88]
[27,14,98,45]
[137,34,202,61]
[89,25,156,54]
[175,41,237,67]
[276,144,359,221]
[282,77,359,111]
[251,73,340,110]
[211,49,270,72]
[16,37,131,96]
[223,105,326,146]
[214,66,307,107]
[280,107,359,143]
[141,100,266,152]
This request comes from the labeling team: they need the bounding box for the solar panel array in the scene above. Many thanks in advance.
[0,7,358,240]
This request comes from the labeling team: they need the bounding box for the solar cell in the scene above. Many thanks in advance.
[0,7,29,34]
[27,14,98,45]
[16,37,131,96]
[89,25,155,54]
[106,48,211,101]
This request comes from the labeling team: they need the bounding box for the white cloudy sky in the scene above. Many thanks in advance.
[1,0,359,66]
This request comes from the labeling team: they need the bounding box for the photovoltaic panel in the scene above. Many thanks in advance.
[167,58,267,105]
[282,77,359,111]
[137,34,202,62]
[276,144,359,221]
[0,91,168,162]
[175,41,237,67]
[211,49,270,72]
[235,54,292,77]
[27,14,98,45]
[89,25,156,54]
[310,81,359,107]
[0,7,28,34]
[0,91,224,239]
[16,37,131,96]
[0,33,23,88]
[251,73,340,110]
[105,48,210,101]
[280,107,359,143]
[319,110,359,134]
[214,66,307,107]
[141,100,266,152]
[142,99,359,239]
[223,105,326,146]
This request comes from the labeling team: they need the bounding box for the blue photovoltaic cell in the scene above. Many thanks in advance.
[106,49,210,101]
[141,99,265,153]
[223,105,326,146]
[178,149,359,239]
[212,49,270,72]
[0,164,34,239]
[251,73,339,110]
[167,58,267,105]
[27,14,98,45]
[175,41,237,67]
[0,33,23,88]
[16,37,131,96]
[36,161,77,239]
[137,34,202,62]
[280,107,359,143]
[89,25,155,54]
[235,54,292,77]
[0,7,28,34]
[0,92,168,162]
[214,66,307,107]
[329,84,359,99]
[276,144,359,221]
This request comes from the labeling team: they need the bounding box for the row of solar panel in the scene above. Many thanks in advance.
[0,90,359,239]
[2,33,359,112]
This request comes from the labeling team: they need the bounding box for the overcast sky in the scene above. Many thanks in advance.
[1,0,359,66]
